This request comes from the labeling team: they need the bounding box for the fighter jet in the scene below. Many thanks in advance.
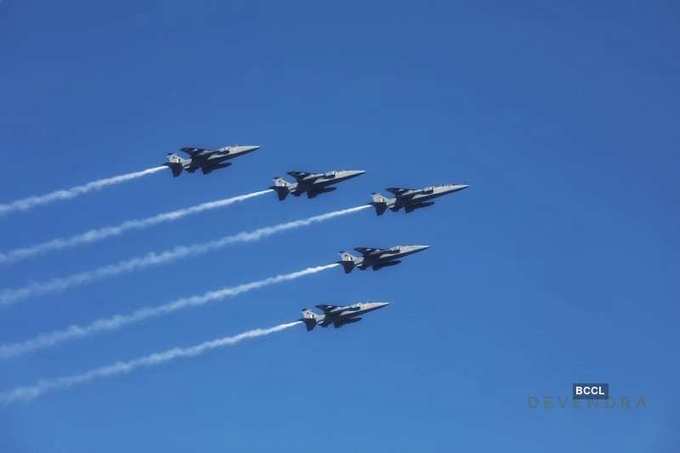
[370,184,469,215]
[338,245,430,273]
[270,170,365,200]
[164,145,260,176]
[300,302,389,331]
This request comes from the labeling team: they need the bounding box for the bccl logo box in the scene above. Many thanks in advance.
[573,383,609,400]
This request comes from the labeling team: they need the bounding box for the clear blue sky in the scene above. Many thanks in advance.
[1,0,679,451]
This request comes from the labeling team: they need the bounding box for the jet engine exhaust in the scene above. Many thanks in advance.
[0,206,369,306]
[0,264,338,358]
[0,321,301,404]
[0,189,273,265]
[0,166,168,218]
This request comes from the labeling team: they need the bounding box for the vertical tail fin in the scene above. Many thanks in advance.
[300,309,318,331]
[338,251,360,273]
[165,154,185,177]
[270,177,293,201]
[370,193,393,215]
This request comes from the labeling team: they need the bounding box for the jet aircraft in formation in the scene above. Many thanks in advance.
[300,302,389,331]
[165,145,260,176]
[338,245,430,273]
[270,170,365,200]
[158,143,470,331]
[371,184,469,215]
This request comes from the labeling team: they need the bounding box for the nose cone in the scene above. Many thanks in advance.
[232,145,261,155]
[364,302,390,311]
[339,170,366,180]
[398,244,430,256]
[441,184,469,193]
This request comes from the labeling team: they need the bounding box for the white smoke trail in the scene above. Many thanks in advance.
[0,166,168,217]
[0,321,301,404]
[0,205,368,305]
[0,189,273,265]
[0,264,337,358]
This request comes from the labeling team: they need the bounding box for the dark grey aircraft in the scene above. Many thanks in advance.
[338,245,430,273]
[300,302,389,331]
[165,145,260,176]
[370,184,469,214]
[270,170,365,200]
